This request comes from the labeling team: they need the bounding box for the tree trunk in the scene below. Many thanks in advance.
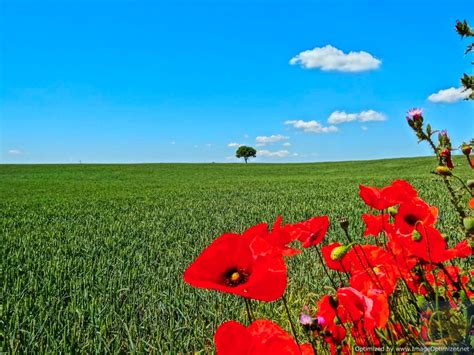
[244,157,248,164]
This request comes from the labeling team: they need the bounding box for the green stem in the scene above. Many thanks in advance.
[282,294,300,349]
[452,174,474,197]
[314,247,339,290]
[244,298,253,324]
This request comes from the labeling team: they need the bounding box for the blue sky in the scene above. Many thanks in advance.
[1,0,473,163]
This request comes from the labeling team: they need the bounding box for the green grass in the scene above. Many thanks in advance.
[0,157,471,353]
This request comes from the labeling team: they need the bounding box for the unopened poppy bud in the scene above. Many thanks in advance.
[412,230,422,241]
[330,245,350,261]
[461,144,472,156]
[339,217,349,232]
[435,166,452,176]
[463,217,474,233]
[467,180,474,189]
[388,206,398,217]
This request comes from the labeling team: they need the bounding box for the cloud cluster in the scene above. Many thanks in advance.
[328,110,386,124]
[428,87,473,103]
[284,120,338,133]
[258,150,290,158]
[289,45,381,72]
[255,134,289,144]
[227,142,241,148]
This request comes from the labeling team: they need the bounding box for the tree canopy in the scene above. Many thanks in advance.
[235,146,257,163]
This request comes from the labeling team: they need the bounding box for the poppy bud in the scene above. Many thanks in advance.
[461,144,472,156]
[463,217,474,233]
[467,180,474,189]
[388,206,398,217]
[435,166,452,176]
[412,230,422,241]
[330,245,350,261]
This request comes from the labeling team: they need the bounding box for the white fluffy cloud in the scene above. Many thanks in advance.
[428,87,473,103]
[285,120,338,133]
[227,142,241,148]
[289,45,381,72]
[8,149,23,155]
[283,142,291,147]
[255,134,289,144]
[328,110,386,124]
[258,150,290,158]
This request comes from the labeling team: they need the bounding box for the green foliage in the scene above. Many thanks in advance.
[455,20,474,98]
[235,145,257,163]
[0,158,471,353]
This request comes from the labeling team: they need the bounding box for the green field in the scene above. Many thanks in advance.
[1,157,471,353]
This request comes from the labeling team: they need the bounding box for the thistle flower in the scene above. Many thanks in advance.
[406,108,423,121]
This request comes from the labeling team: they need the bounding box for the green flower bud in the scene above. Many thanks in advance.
[388,206,398,217]
[463,217,474,233]
[330,245,350,261]
[412,230,422,241]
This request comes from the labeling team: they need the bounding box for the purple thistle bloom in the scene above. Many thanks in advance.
[299,313,313,326]
[406,108,423,121]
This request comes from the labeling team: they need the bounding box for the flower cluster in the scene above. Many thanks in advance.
[182,110,473,354]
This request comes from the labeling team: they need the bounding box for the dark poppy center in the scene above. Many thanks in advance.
[404,214,419,226]
[223,268,249,287]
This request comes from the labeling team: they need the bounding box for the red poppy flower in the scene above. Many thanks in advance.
[359,180,418,210]
[316,295,347,345]
[362,213,391,237]
[383,179,418,204]
[336,287,389,330]
[343,245,400,295]
[244,217,301,258]
[394,198,438,235]
[349,264,399,296]
[183,233,287,301]
[359,184,394,210]
[439,240,472,261]
[386,231,418,276]
[403,225,471,264]
[402,225,447,263]
[287,215,330,248]
[469,199,474,209]
[214,319,314,355]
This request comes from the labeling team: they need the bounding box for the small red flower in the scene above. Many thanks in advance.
[403,225,447,263]
[214,319,314,355]
[316,296,347,346]
[288,216,330,248]
[359,179,418,210]
[244,217,301,258]
[183,233,287,301]
[359,184,394,210]
[394,198,438,235]
[440,148,454,169]
[362,213,391,237]
[469,198,474,209]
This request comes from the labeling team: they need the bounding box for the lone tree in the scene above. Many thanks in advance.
[235,146,257,164]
